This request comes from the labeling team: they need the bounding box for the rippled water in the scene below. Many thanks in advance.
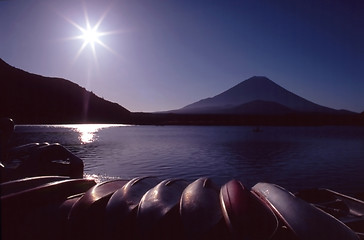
[10,125,364,193]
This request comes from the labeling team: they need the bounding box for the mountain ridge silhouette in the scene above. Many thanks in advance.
[176,76,355,115]
[0,58,131,124]
[0,59,362,125]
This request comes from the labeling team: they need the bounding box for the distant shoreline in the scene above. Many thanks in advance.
[9,112,364,126]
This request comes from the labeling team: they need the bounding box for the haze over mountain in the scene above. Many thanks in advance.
[0,58,130,124]
[174,76,354,115]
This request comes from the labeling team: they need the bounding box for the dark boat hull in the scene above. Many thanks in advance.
[180,177,227,239]
[220,179,278,239]
[1,143,84,182]
[1,177,96,240]
[68,179,129,240]
[296,188,364,234]
[137,179,188,239]
[252,182,359,240]
[105,176,160,240]
[1,176,363,240]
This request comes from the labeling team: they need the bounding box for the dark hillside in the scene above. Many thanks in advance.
[0,59,131,124]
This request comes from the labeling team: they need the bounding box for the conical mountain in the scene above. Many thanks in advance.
[177,76,340,114]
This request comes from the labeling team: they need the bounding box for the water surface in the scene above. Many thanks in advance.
[10,125,364,193]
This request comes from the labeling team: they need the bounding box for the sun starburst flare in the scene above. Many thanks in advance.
[62,3,118,63]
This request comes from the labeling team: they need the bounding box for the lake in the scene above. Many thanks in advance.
[9,125,364,194]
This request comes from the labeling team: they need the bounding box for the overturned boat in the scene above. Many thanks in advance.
[0,118,83,182]
[2,173,364,240]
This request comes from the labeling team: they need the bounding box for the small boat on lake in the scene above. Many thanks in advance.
[253,126,262,132]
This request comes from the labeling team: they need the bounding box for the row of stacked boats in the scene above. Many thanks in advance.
[2,173,364,240]
[1,118,364,240]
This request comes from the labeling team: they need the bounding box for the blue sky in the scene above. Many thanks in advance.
[1,0,363,112]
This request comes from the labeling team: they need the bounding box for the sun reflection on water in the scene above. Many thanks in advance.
[64,124,129,144]
[75,124,103,144]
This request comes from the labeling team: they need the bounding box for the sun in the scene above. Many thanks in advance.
[62,4,117,62]
[75,22,107,56]
[81,26,101,45]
